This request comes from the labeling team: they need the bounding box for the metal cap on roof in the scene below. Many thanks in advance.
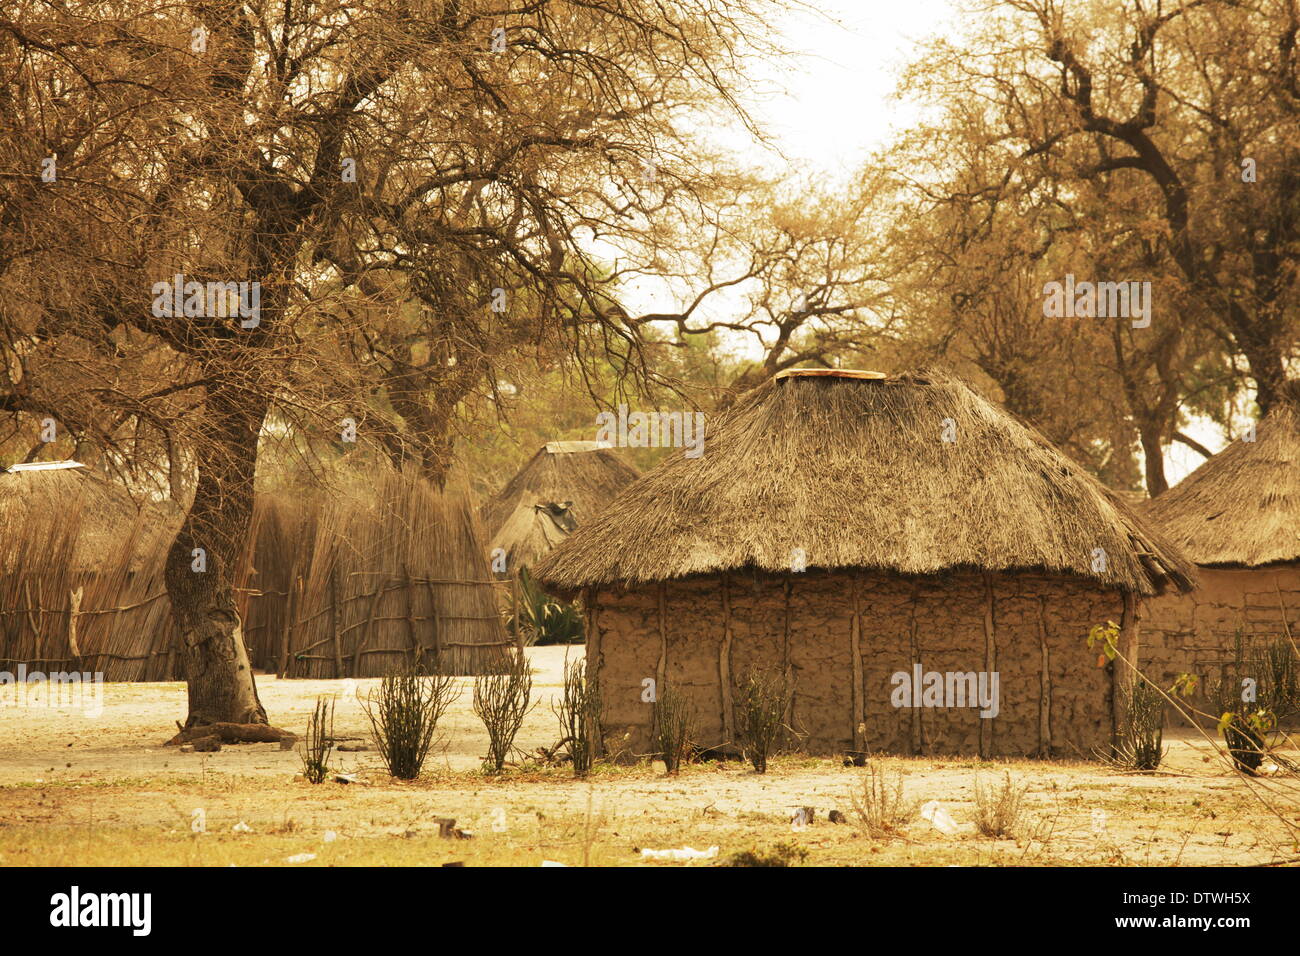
[774,369,888,382]
[544,440,614,454]
[4,460,86,473]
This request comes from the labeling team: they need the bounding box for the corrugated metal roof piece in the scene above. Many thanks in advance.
[544,440,613,454]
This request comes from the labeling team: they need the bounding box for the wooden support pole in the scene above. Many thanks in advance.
[909,598,922,755]
[583,588,605,758]
[425,579,441,666]
[402,563,419,667]
[330,564,343,679]
[720,575,736,747]
[980,572,997,759]
[1112,591,1141,757]
[1037,596,1052,757]
[511,573,522,651]
[656,582,668,703]
[279,574,300,679]
[353,582,384,676]
[850,572,865,754]
[783,575,795,738]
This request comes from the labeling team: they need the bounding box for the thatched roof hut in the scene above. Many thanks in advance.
[1140,399,1300,708]
[536,370,1192,595]
[1146,402,1300,567]
[241,468,510,677]
[486,440,639,573]
[0,463,184,680]
[534,369,1194,758]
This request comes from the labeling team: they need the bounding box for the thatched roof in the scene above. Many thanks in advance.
[243,468,509,677]
[1146,401,1300,567]
[0,464,180,572]
[533,369,1196,596]
[484,441,640,569]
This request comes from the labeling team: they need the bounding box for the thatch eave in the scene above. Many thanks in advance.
[533,369,1197,598]
[1146,400,1300,567]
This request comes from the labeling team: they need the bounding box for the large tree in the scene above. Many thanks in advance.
[0,0,786,732]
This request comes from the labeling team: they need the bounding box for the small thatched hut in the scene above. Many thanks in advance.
[1142,399,1300,697]
[485,441,640,573]
[0,463,183,680]
[533,369,1195,758]
[241,468,510,677]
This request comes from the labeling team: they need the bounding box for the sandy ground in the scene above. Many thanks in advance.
[1,646,1297,866]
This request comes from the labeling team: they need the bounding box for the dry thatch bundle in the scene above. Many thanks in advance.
[0,464,184,679]
[534,369,1195,596]
[1146,400,1300,567]
[242,467,509,677]
[485,440,639,571]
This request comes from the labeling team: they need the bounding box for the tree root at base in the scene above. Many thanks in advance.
[165,722,296,746]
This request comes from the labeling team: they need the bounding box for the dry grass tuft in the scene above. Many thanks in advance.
[973,771,1028,839]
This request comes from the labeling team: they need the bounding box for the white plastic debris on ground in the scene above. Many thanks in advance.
[919,801,959,834]
[231,821,253,833]
[286,853,317,864]
[540,860,567,867]
[639,845,719,861]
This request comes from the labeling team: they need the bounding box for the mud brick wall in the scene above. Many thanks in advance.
[586,569,1125,759]
[1140,563,1300,725]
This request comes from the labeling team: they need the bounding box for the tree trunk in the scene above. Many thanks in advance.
[1237,326,1287,415]
[1138,421,1168,498]
[163,383,270,729]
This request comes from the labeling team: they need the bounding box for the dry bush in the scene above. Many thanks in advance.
[363,663,459,780]
[973,771,1028,839]
[300,696,335,784]
[474,649,535,773]
[849,762,919,839]
[652,687,696,774]
[1115,679,1166,771]
[733,668,793,773]
[552,657,602,777]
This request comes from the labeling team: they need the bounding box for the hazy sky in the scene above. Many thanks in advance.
[624,0,1225,482]
[746,1,960,171]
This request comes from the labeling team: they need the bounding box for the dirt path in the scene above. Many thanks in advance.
[1,646,1295,866]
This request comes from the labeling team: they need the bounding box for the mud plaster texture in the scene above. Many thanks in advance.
[586,570,1126,759]
[1141,562,1300,725]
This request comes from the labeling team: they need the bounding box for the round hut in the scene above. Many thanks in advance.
[533,369,1195,758]
[1142,397,1300,698]
[485,441,640,574]
[0,462,183,681]
[241,468,510,677]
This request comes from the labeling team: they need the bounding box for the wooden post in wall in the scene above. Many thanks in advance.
[908,608,922,755]
[330,563,343,679]
[654,582,669,745]
[582,588,605,758]
[720,575,736,747]
[783,575,795,740]
[1037,595,1053,757]
[850,572,866,754]
[511,573,522,652]
[980,572,997,759]
[1112,591,1141,757]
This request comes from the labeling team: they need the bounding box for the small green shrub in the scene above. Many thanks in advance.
[474,648,535,773]
[301,696,335,784]
[552,657,602,777]
[652,687,695,774]
[507,569,583,646]
[362,662,459,780]
[733,668,793,773]
[1116,678,1166,770]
